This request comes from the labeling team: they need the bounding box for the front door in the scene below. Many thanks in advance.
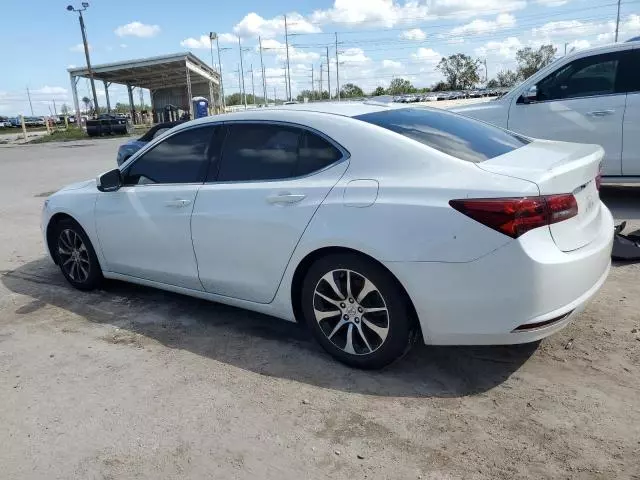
[508,51,628,176]
[95,125,217,289]
[191,122,348,303]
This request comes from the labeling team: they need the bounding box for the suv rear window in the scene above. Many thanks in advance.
[355,107,530,163]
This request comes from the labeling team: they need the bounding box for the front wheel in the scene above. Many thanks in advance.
[53,219,102,291]
[301,253,415,369]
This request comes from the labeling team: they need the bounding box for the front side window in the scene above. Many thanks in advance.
[355,108,529,163]
[123,126,216,185]
[536,52,621,101]
[215,124,343,182]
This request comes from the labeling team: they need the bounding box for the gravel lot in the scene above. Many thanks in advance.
[0,132,639,480]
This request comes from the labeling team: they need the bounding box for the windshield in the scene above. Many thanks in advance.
[355,107,530,163]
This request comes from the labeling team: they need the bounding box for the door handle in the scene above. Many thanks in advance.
[266,192,306,204]
[587,109,615,117]
[165,198,191,208]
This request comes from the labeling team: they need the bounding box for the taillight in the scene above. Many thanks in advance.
[449,194,578,238]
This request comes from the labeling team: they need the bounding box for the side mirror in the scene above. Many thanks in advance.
[519,85,538,104]
[97,168,122,192]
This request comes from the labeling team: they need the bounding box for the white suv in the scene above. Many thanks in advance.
[452,42,639,181]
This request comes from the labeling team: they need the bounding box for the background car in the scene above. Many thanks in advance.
[43,103,612,369]
[116,120,183,165]
[452,42,640,180]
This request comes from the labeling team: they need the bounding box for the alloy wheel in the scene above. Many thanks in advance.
[313,269,390,355]
[57,228,90,283]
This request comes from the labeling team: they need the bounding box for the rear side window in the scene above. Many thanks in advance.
[355,108,529,163]
[215,123,343,181]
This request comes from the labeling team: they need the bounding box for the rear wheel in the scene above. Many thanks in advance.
[301,253,415,369]
[53,219,102,291]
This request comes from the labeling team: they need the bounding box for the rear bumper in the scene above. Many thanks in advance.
[384,202,614,345]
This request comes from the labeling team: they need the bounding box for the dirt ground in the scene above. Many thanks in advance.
[0,137,639,480]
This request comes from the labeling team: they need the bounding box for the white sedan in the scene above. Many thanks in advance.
[41,102,613,369]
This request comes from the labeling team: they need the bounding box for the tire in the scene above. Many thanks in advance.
[301,253,415,369]
[52,218,102,291]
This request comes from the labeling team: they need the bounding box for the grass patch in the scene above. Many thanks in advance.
[28,128,135,144]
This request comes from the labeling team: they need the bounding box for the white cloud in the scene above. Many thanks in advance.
[33,86,67,95]
[532,20,605,38]
[475,36,523,59]
[115,21,161,38]
[105,45,113,52]
[282,47,320,62]
[382,59,404,69]
[311,0,431,28]
[233,12,320,38]
[596,15,640,43]
[411,47,442,62]
[260,38,285,51]
[340,47,371,64]
[400,28,427,40]
[69,43,91,52]
[67,64,77,69]
[180,33,236,49]
[428,0,526,18]
[566,39,591,51]
[450,13,515,35]
[120,43,128,48]
[536,0,568,6]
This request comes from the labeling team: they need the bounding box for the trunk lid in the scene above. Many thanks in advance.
[477,140,603,251]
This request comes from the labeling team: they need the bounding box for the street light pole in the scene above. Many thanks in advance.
[284,15,292,101]
[615,0,622,42]
[210,32,226,111]
[238,36,247,109]
[67,3,98,115]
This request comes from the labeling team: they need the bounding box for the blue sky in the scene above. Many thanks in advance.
[1,0,639,115]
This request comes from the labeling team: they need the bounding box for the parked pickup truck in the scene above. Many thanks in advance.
[86,114,132,137]
[452,41,640,182]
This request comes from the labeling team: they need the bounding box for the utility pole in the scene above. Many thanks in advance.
[326,46,331,100]
[564,42,568,55]
[67,4,99,115]
[615,0,621,42]
[311,65,314,100]
[249,64,256,105]
[238,36,247,109]
[284,15,292,100]
[273,86,277,104]
[26,87,34,116]
[335,32,340,101]
[284,66,289,100]
[259,36,267,105]
[320,63,323,99]
[139,88,144,110]
[53,98,58,117]
[483,59,488,83]
[210,32,226,111]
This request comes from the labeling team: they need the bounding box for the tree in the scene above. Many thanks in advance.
[225,93,243,106]
[60,104,70,115]
[431,81,450,91]
[516,45,557,80]
[436,53,480,90]
[486,79,499,88]
[495,69,519,87]
[372,86,386,96]
[387,78,415,95]
[296,90,314,102]
[340,83,365,98]
[81,96,91,113]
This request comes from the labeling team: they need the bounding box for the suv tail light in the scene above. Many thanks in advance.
[449,194,578,239]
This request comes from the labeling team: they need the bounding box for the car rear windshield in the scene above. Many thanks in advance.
[354,107,530,163]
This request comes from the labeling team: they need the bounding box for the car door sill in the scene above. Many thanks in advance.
[102,271,294,322]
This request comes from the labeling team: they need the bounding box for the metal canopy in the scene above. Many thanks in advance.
[67,52,219,90]
[67,52,220,122]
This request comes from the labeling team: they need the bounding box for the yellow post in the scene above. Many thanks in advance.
[45,117,52,135]
[20,115,27,141]
[64,115,69,129]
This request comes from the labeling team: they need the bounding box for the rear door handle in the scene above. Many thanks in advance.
[165,198,191,208]
[266,192,306,204]
[587,109,615,117]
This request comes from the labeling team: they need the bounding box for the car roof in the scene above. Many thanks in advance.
[177,101,406,130]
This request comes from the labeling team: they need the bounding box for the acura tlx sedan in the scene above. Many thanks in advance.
[41,102,614,369]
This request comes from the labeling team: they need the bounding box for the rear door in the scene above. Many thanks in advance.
[191,122,348,303]
[620,48,640,175]
[507,50,628,176]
